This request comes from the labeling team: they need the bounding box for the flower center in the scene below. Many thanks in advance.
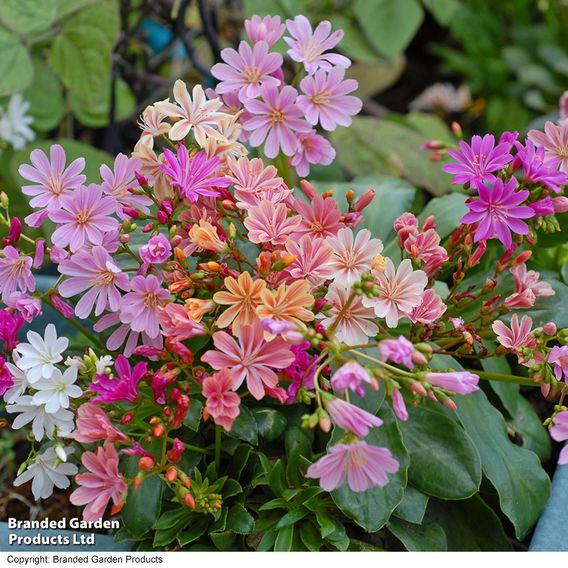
[269,109,285,125]
[93,270,116,287]
[301,40,323,64]
[75,210,91,225]
[49,173,64,195]
[311,90,332,106]
[144,292,160,308]
[244,66,263,84]
[8,258,29,280]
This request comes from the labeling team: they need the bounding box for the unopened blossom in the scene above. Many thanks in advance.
[257,280,314,328]
[213,272,266,333]
[245,15,285,46]
[363,259,427,328]
[202,323,295,400]
[5,292,42,323]
[528,121,568,173]
[71,403,129,444]
[244,85,311,158]
[408,289,446,325]
[0,93,35,150]
[306,441,399,492]
[158,303,206,342]
[290,130,336,176]
[379,336,415,370]
[281,341,317,401]
[19,144,85,211]
[394,212,420,246]
[298,67,361,130]
[443,134,513,188]
[326,397,383,437]
[461,178,534,249]
[327,228,383,288]
[284,15,350,75]
[318,282,378,345]
[550,411,568,464]
[49,185,119,252]
[549,346,568,382]
[14,446,77,501]
[14,324,68,383]
[0,309,24,351]
[244,200,301,245]
[504,263,555,309]
[91,355,147,403]
[331,361,373,397]
[0,246,34,301]
[70,442,128,521]
[514,140,568,193]
[293,195,343,238]
[424,370,479,394]
[492,314,536,353]
[212,40,283,102]
[58,246,130,318]
[391,389,408,421]
[154,81,227,144]
[285,234,335,285]
[529,197,555,217]
[202,368,241,432]
[139,234,172,264]
[32,367,82,413]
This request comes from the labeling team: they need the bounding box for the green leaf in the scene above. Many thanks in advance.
[276,508,308,529]
[229,444,252,478]
[427,496,512,551]
[0,0,57,35]
[252,408,287,442]
[354,0,424,57]
[285,426,313,487]
[183,399,203,431]
[227,405,258,444]
[328,15,380,63]
[345,58,406,98]
[423,0,461,25]
[417,192,469,238]
[274,525,294,551]
[153,507,193,531]
[299,522,323,551]
[405,112,456,144]
[210,531,236,551]
[388,517,447,551]
[398,401,482,499]
[331,405,409,531]
[177,516,210,547]
[524,273,568,329]
[121,471,165,538]
[393,486,429,524]
[257,526,278,551]
[226,503,254,535]
[0,28,33,96]
[268,459,286,496]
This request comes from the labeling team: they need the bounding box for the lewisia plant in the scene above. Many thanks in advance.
[1,12,568,551]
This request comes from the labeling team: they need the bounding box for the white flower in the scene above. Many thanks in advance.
[0,93,35,150]
[32,367,82,413]
[95,355,113,374]
[64,356,86,371]
[13,446,78,500]
[3,355,28,404]
[6,395,74,440]
[14,324,69,383]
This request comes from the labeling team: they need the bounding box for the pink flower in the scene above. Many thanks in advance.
[58,246,130,319]
[284,16,350,75]
[528,121,568,172]
[424,371,479,394]
[285,235,335,285]
[158,303,206,342]
[408,289,446,325]
[71,403,129,444]
[139,234,172,264]
[212,40,283,103]
[306,441,399,492]
[49,185,119,253]
[326,397,383,437]
[514,140,568,193]
[549,346,568,382]
[550,411,568,464]
[161,147,231,202]
[379,336,415,370]
[202,368,241,432]
[403,229,448,275]
[120,275,169,339]
[202,323,295,400]
[0,309,24,351]
[5,293,42,323]
[331,361,373,398]
[70,442,127,521]
[244,199,301,245]
[363,259,427,328]
[245,15,285,47]
[19,144,85,211]
[91,355,147,403]
[297,68,361,130]
[290,130,335,176]
[492,314,536,352]
[0,247,34,302]
[293,195,343,238]
[391,390,408,421]
[259,319,304,344]
[504,263,555,309]
[243,85,311,158]
[318,283,378,345]
[0,356,14,396]
[327,228,383,288]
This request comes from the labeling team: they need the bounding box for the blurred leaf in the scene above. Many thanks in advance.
[422,0,460,26]
[405,112,455,144]
[524,273,568,329]
[0,0,57,35]
[0,28,34,96]
[388,517,447,551]
[537,44,568,77]
[329,15,381,63]
[274,525,294,551]
[346,57,406,98]
[417,192,468,238]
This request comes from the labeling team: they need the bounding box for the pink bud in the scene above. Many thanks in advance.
[50,294,75,318]
[553,196,568,213]
[33,240,45,269]
[156,210,168,224]
[135,171,148,186]
[541,383,551,397]
[444,398,458,411]
[299,179,318,200]
[543,322,557,336]
[412,351,428,366]
[354,188,375,212]
[133,345,163,358]
[142,223,153,233]
[514,250,532,265]
[161,200,174,216]
[421,215,437,231]
[410,381,427,396]
[391,389,408,421]
[120,234,131,244]
[123,207,139,219]
[8,217,21,244]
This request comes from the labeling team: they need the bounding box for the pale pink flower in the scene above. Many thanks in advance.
[550,411,568,464]
[5,293,42,323]
[379,336,415,370]
[71,403,129,444]
[137,105,171,141]
[318,282,378,345]
[132,140,172,200]
[424,371,479,394]
[528,121,568,173]
[202,323,295,400]
[326,397,383,437]
[363,259,427,328]
[153,81,228,144]
[292,195,343,237]
[158,303,206,342]
[391,390,408,421]
[331,361,373,397]
[244,199,301,245]
[212,40,283,103]
[285,234,335,285]
[245,15,285,47]
[327,228,383,288]
[0,247,34,301]
[70,442,127,521]
[290,130,335,176]
[49,185,118,252]
[408,289,446,325]
[202,368,241,432]
[492,314,536,352]
[306,441,399,492]
[284,16,350,75]
[19,144,85,211]
[297,67,361,130]
[57,246,130,319]
[244,85,311,158]
[404,229,448,275]
[139,234,172,264]
[504,263,555,309]
[549,346,568,382]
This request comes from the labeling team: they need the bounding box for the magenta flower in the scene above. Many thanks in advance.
[90,355,148,403]
[284,16,350,75]
[58,246,130,319]
[297,67,361,130]
[281,341,318,402]
[443,134,513,188]
[379,336,415,370]
[139,234,172,264]
[550,411,568,464]
[0,246,34,301]
[408,289,446,325]
[202,368,241,432]
[244,199,301,245]
[161,147,231,202]
[290,130,335,177]
[492,314,536,352]
[49,185,119,252]
[549,346,568,382]
[202,323,295,400]
[0,309,24,351]
[212,40,283,103]
[0,356,14,396]
[331,361,373,397]
[71,403,129,444]
[306,441,399,492]
[19,144,85,212]
[461,178,534,249]
[243,85,311,158]
[424,371,479,394]
[514,140,568,193]
[245,15,285,47]
[326,397,383,437]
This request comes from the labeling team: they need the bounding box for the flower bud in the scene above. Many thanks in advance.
[153,424,166,438]
[410,382,427,396]
[183,493,196,509]
[543,322,557,336]
[354,188,375,212]
[165,468,177,482]
[139,456,155,472]
[299,179,318,200]
[135,171,148,186]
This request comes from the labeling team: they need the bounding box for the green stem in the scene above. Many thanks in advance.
[475,370,538,388]
[273,152,296,188]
